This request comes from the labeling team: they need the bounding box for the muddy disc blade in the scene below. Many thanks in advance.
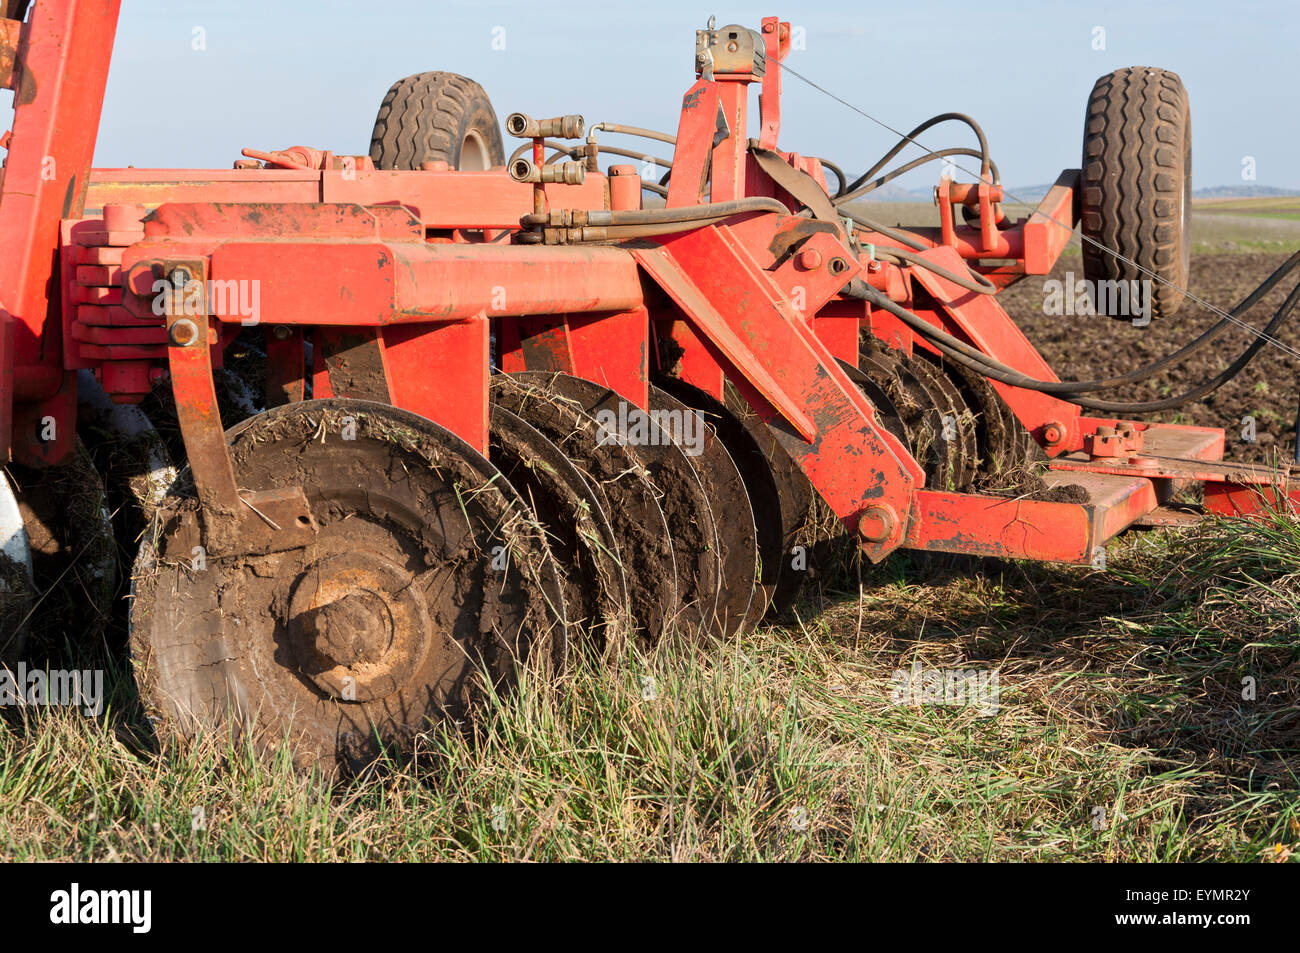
[721,381,813,619]
[860,338,957,489]
[490,404,632,651]
[490,373,679,639]
[905,348,978,489]
[724,383,813,619]
[6,442,116,658]
[655,377,780,630]
[78,369,179,529]
[130,399,567,777]
[836,359,909,448]
[518,372,723,639]
[911,350,1022,482]
[649,383,756,638]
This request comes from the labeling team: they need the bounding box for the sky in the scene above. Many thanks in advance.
[82,0,1300,191]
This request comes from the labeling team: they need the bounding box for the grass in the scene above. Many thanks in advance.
[3,508,1299,861]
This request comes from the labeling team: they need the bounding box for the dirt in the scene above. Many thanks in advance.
[0,553,32,665]
[491,374,680,640]
[998,251,1300,463]
[131,401,565,777]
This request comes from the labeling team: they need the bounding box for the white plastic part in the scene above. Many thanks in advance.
[0,468,33,584]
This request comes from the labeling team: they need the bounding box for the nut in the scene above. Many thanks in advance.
[856,504,898,544]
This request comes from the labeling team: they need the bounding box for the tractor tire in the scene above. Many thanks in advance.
[369,72,505,172]
[1080,67,1191,321]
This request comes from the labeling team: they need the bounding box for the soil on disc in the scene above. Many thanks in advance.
[999,251,1300,463]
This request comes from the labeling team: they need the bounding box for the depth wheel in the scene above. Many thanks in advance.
[130,399,566,777]
[370,72,505,172]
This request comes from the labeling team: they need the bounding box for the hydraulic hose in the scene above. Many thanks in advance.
[840,112,993,199]
[837,149,1002,204]
[852,257,1300,412]
[520,196,790,229]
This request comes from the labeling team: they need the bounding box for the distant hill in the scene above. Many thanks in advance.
[859,181,1298,203]
[1191,185,1299,199]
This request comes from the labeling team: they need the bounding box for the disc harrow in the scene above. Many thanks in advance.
[3,3,1298,776]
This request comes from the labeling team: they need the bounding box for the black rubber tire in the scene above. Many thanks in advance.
[1080,66,1192,320]
[369,72,506,171]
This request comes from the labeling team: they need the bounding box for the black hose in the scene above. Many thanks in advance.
[520,196,788,228]
[862,249,1300,394]
[841,209,930,250]
[545,142,674,169]
[874,245,999,295]
[854,264,1300,412]
[816,157,847,197]
[840,113,993,199]
[837,149,1002,205]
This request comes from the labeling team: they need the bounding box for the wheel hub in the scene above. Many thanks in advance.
[288,551,431,703]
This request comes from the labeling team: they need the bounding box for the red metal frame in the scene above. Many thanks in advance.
[3,3,1297,570]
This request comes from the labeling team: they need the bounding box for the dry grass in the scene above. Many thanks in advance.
[2,508,1298,861]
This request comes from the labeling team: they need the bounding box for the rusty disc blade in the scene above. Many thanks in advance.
[904,348,978,489]
[649,383,756,638]
[490,403,632,651]
[491,372,679,639]
[130,398,567,778]
[522,372,723,639]
[5,441,116,663]
[836,358,909,448]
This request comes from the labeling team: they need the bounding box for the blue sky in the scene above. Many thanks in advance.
[90,0,1298,190]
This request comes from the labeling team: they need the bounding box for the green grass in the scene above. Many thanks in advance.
[3,508,1299,861]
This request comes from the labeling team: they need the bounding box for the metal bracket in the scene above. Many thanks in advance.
[161,259,316,558]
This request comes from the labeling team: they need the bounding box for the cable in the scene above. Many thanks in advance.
[774,57,1300,363]
[839,149,1002,205]
[589,122,677,146]
[816,157,847,197]
[874,245,999,295]
[853,270,1300,412]
[839,112,993,200]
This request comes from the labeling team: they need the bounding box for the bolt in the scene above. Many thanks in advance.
[167,267,191,288]
[167,318,200,347]
[828,257,849,275]
[1042,422,1064,445]
[797,248,823,270]
[762,21,775,33]
[856,504,898,544]
[866,260,882,274]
